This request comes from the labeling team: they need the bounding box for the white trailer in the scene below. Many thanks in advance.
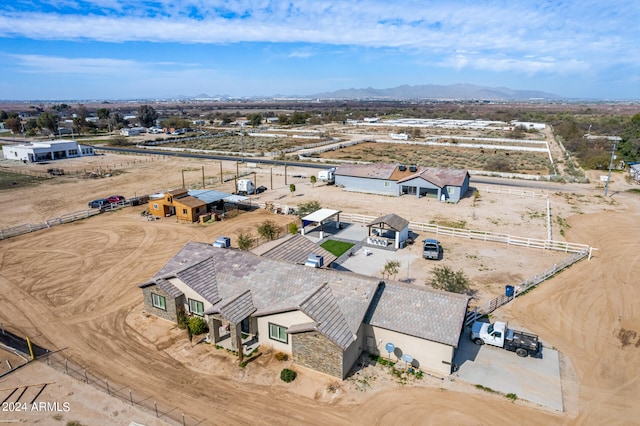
[318,167,336,184]
[237,179,255,195]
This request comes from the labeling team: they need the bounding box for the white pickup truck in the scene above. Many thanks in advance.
[470,321,541,358]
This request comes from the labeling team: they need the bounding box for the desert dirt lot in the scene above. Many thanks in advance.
[1,152,639,425]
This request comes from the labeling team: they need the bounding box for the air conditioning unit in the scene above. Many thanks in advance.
[305,254,324,268]
[213,236,231,248]
[398,165,406,171]
[409,165,417,172]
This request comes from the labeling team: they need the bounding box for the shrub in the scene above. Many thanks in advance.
[274,352,289,361]
[427,265,471,294]
[288,222,299,234]
[188,316,209,335]
[506,393,518,401]
[280,368,297,383]
[177,311,188,329]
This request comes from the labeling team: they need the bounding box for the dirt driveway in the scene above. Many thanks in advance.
[1,152,639,425]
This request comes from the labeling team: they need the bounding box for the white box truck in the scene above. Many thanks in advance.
[237,179,255,195]
[318,167,336,184]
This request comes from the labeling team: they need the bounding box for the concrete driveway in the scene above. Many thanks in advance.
[453,328,563,411]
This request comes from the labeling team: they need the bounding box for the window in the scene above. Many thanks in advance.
[153,203,159,210]
[182,208,188,214]
[188,299,204,316]
[151,293,166,310]
[269,323,288,343]
[384,181,391,187]
[447,187,455,195]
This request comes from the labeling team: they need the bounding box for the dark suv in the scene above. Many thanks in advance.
[88,198,109,209]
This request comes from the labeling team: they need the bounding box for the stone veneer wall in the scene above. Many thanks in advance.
[141,285,181,323]
[292,331,343,379]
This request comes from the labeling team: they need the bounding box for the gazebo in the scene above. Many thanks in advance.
[366,213,410,249]
[301,208,341,239]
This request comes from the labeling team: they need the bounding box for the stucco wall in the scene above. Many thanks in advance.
[342,323,366,377]
[256,310,313,354]
[292,331,343,379]
[363,324,454,376]
[141,285,182,323]
[167,277,214,315]
[335,175,398,196]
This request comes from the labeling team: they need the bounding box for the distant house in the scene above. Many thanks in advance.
[120,127,146,136]
[148,189,207,222]
[335,163,470,202]
[1,140,94,162]
[139,242,469,378]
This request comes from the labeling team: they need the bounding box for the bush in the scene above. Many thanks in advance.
[274,352,289,361]
[188,316,209,335]
[288,222,299,234]
[280,368,297,382]
[427,265,471,294]
[177,311,188,329]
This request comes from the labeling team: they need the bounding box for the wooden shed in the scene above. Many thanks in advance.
[148,188,207,222]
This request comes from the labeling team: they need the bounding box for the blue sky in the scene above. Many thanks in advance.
[0,0,638,100]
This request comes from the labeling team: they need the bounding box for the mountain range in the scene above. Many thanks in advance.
[309,83,560,100]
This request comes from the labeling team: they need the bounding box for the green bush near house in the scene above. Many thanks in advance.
[320,240,354,257]
[280,368,297,383]
[188,316,209,335]
[177,311,188,329]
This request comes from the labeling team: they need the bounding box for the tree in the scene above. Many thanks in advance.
[291,111,309,125]
[310,175,317,188]
[257,220,279,240]
[619,113,640,161]
[289,183,296,197]
[4,117,21,133]
[427,265,471,294]
[0,110,7,121]
[248,113,263,127]
[381,260,401,280]
[37,111,58,134]
[74,104,89,121]
[296,200,321,217]
[97,108,110,120]
[137,104,158,127]
[25,118,38,136]
[288,222,299,234]
[278,114,289,125]
[237,232,254,250]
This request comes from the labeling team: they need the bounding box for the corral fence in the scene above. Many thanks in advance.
[0,197,148,241]
[338,212,590,254]
[39,350,203,426]
[464,249,588,327]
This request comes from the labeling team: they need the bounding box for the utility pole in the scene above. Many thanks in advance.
[604,141,617,197]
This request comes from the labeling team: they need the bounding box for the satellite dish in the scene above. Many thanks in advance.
[385,342,395,353]
[401,354,413,364]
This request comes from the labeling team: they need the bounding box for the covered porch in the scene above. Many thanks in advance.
[365,213,410,250]
[300,208,342,240]
[205,289,259,359]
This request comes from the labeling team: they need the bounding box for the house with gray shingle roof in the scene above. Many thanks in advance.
[139,242,469,378]
[335,163,470,202]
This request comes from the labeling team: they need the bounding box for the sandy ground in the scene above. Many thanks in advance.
[0,152,639,425]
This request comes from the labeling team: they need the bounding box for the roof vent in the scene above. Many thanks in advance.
[305,254,324,268]
[409,165,417,172]
[398,165,406,171]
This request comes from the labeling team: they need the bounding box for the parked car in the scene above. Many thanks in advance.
[107,195,126,203]
[255,185,267,194]
[88,198,109,209]
[471,321,541,358]
[422,239,441,260]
